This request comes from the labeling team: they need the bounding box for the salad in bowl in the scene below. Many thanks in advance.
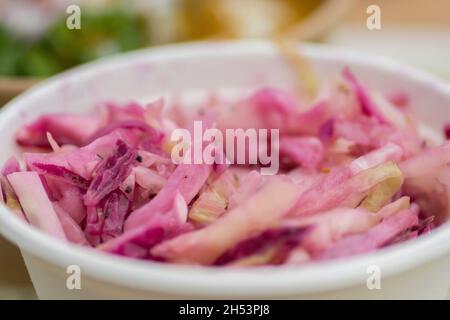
[0,41,449,299]
[2,62,449,268]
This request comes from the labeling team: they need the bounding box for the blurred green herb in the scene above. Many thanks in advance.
[0,7,149,78]
[0,25,23,76]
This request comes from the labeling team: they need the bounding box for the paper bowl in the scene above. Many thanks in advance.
[0,40,449,299]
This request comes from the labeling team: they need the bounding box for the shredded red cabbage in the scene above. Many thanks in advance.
[84,139,136,206]
[5,66,448,267]
[31,163,90,190]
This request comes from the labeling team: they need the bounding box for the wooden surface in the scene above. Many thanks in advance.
[346,0,450,26]
[0,236,36,299]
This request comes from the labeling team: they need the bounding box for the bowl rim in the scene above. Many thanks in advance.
[0,40,450,297]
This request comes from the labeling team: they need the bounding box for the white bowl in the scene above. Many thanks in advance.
[0,40,449,299]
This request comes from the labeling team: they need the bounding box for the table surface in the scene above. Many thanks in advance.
[0,236,36,299]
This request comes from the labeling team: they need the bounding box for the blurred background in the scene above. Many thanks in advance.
[0,0,449,299]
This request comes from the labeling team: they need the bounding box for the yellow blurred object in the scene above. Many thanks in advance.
[176,0,353,41]
[177,0,321,39]
[175,0,352,105]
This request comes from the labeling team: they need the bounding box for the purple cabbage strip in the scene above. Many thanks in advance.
[388,91,410,108]
[104,102,146,122]
[102,192,131,241]
[124,163,212,231]
[318,209,419,260]
[416,215,435,235]
[84,191,130,245]
[56,184,87,224]
[100,209,193,259]
[214,226,311,266]
[279,136,325,169]
[342,67,388,124]
[86,120,163,145]
[15,114,101,148]
[84,139,136,206]
[382,229,417,247]
[318,119,334,142]
[84,206,103,246]
[32,163,90,190]
[249,87,297,114]
[100,224,166,259]
[53,203,89,246]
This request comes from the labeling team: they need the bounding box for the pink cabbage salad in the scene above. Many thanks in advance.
[2,67,449,267]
